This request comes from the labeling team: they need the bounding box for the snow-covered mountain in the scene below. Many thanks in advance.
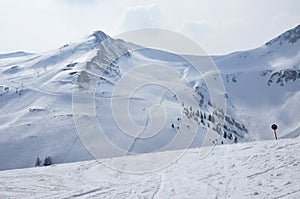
[1,137,299,198]
[0,25,299,171]
[214,24,300,140]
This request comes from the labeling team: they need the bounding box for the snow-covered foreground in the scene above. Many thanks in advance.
[1,138,299,198]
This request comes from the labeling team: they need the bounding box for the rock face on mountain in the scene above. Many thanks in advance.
[267,69,300,86]
[266,24,300,46]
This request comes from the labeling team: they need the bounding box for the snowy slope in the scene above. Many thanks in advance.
[214,24,300,140]
[0,33,102,170]
[0,31,243,170]
[0,25,300,171]
[0,138,299,198]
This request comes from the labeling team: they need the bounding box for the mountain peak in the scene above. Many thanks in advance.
[266,24,300,46]
[87,30,110,43]
[0,51,32,59]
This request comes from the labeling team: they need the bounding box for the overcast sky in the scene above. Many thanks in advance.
[0,0,300,55]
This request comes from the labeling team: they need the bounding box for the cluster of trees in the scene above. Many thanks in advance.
[35,156,52,167]
[181,102,242,144]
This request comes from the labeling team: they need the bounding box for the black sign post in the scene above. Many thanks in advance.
[271,124,278,140]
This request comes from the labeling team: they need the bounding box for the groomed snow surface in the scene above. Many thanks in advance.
[0,138,299,198]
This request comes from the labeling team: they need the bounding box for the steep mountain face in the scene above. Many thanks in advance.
[214,24,300,140]
[266,24,300,46]
[0,25,300,170]
[72,32,246,160]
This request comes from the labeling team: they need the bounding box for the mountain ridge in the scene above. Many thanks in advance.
[266,24,300,46]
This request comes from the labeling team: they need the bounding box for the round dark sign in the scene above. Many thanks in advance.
[271,124,278,130]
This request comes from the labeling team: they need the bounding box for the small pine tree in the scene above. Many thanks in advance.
[35,157,41,167]
[201,118,204,124]
[43,156,52,166]
[228,133,232,140]
[195,110,200,117]
[208,114,212,121]
[234,137,238,143]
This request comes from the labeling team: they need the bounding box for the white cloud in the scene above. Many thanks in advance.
[119,4,165,31]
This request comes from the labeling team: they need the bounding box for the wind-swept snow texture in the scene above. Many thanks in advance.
[0,138,299,198]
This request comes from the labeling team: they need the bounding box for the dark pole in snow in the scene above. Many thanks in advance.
[271,124,278,140]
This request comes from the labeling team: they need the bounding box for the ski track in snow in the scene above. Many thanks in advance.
[0,138,299,198]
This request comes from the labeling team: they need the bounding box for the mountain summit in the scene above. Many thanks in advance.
[86,30,110,44]
[266,24,300,46]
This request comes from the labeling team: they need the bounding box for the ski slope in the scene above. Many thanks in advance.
[0,138,299,198]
